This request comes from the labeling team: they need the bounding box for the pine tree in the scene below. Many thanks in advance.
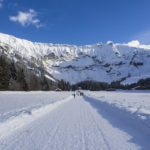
[0,56,10,90]
[10,61,17,80]
[17,68,28,91]
[41,77,50,91]
[58,79,70,91]
[29,73,41,90]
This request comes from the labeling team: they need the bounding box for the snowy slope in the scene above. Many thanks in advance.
[0,91,150,150]
[0,32,150,84]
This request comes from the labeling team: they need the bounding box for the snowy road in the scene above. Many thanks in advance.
[0,95,150,150]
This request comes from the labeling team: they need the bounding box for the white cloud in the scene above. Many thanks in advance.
[9,9,43,28]
[0,0,3,8]
[128,40,140,47]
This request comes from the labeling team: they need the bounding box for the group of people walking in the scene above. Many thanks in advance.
[73,91,84,98]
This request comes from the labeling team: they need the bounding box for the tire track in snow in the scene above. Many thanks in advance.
[0,99,71,150]
[88,106,111,150]
[18,113,66,150]
[80,99,110,150]
[0,95,145,150]
[83,96,146,150]
[78,101,87,150]
[41,112,66,150]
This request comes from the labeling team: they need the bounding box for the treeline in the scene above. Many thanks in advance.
[58,79,70,91]
[72,80,109,91]
[0,54,57,91]
[123,78,150,90]
[71,80,123,91]
[72,79,150,91]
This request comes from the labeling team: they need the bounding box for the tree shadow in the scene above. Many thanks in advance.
[83,95,150,150]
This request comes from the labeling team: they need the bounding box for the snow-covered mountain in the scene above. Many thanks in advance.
[0,32,150,85]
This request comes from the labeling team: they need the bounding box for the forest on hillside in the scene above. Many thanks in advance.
[1,53,150,91]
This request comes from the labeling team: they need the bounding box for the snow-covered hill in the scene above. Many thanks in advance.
[0,32,150,85]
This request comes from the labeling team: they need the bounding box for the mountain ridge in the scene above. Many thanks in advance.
[0,32,150,85]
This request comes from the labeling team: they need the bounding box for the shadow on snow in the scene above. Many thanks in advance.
[83,95,150,150]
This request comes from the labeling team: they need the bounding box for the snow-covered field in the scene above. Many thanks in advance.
[0,91,150,150]
[87,90,150,125]
[0,92,72,139]
[0,91,71,115]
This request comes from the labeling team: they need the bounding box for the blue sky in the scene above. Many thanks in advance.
[0,0,150,45]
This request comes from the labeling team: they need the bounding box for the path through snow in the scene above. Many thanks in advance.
[0,95,150,150]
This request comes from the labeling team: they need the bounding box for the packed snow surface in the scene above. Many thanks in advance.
[0,91,150,150]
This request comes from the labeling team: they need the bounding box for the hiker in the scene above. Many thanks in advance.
[73,91,76,99]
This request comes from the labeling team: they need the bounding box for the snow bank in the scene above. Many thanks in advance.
[0,92,73,139]
[0,91,71,114]
[86,91,150,134]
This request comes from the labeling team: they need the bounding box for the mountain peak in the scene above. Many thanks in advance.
[0,32,150,85]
